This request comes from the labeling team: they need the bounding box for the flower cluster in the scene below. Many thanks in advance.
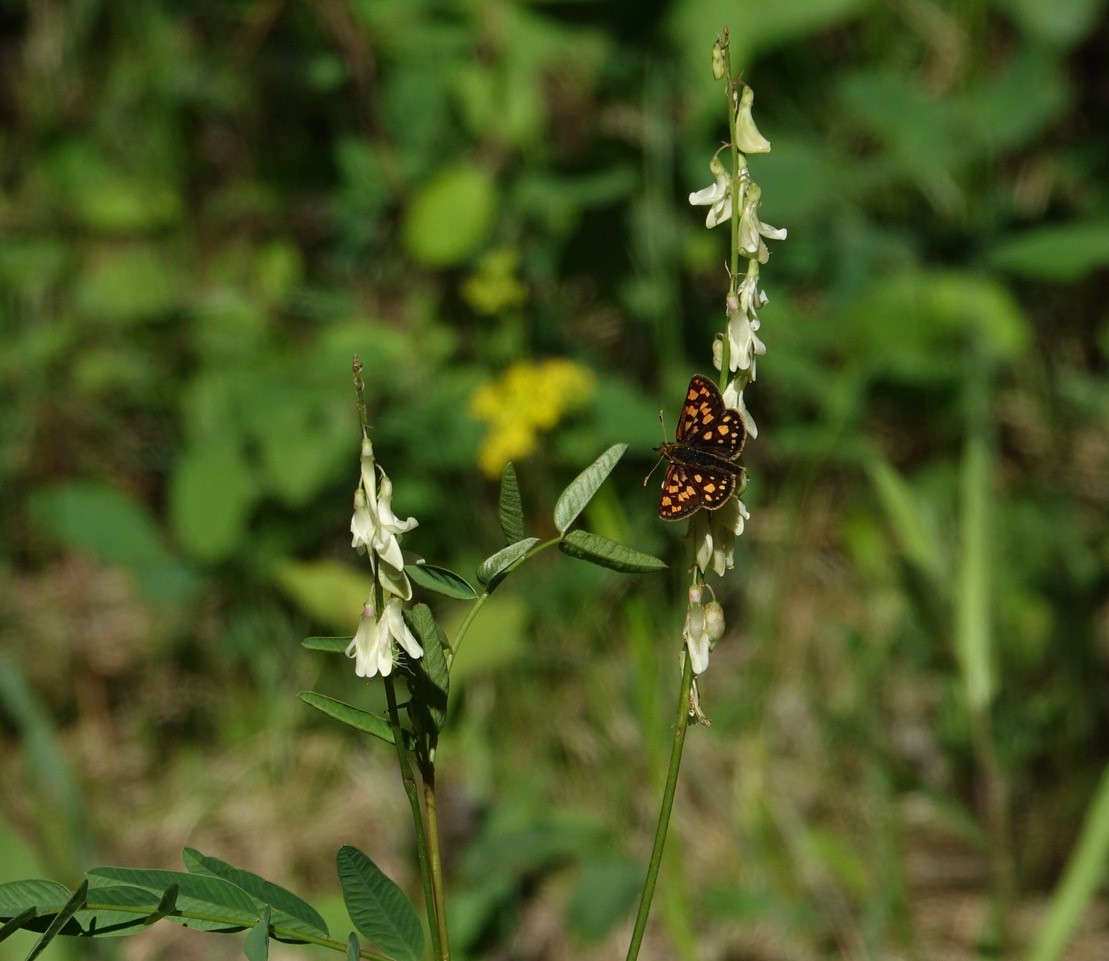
[469,358,596,478]
[683,70,785,675]
[346,436,424,678]
[683,585,725,675]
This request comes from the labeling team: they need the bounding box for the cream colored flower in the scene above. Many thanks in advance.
[690,494,750,577]
[734,85,771,154]
[346,597,424,679]
[350,437,419,600]
[683,586,726,675]
[737,183,787,263]
[689,156,733,229]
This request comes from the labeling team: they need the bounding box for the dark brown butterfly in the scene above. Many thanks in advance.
[654,374,746,521]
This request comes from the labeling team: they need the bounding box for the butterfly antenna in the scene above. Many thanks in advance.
[642,409,668,487]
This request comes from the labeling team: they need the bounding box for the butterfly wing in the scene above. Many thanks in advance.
[689,466,739,511]
[676,374,746,460]
[659,463,701,520]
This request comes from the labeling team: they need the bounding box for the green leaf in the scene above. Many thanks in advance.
[182,849,329,941]
[553,444,627,533]
[0,880,72,920]
[302,636,353,653]
[335,846,423,961]
[170,440,258,562]
[402,164,496,267]
[558,531,666,574]
[987,222,1109,282]
[498,463,526,543]
[85,867,259,933]
[1025,765,1109,961]
[406,563,478,600]
[28,482,193,599]
[298,692,396,746]
[346,931,360,961]
[244,905,270,961]
[74,884,159,937]
[273,560,369,633]
[476,538,540,591]
[0,905,36,941]
[28,879,86,960]
[567,856,642,941]
[404,605,450,735]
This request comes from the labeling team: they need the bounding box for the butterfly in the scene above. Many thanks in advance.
[653,374,746,521]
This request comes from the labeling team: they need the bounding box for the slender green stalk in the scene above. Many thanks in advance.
[625,651,695,961]
[423,766,451,961]
[449,537,561,666]
[959,343,1014,949]
[383,677,441,961]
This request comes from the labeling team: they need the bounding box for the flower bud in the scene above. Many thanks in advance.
[711,42,725,81]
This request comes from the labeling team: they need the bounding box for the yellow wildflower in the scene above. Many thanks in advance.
[470,359,596,478]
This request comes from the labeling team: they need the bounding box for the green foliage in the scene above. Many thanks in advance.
[2,0,1107,958]
[336,846,423,961]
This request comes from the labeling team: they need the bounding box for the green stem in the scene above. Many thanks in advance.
[423,762,451,961]
[383,677,441,961]
[449,537,562,666]
[625,651,696,961]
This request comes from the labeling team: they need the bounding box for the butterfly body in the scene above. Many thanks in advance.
[655,375,746,521]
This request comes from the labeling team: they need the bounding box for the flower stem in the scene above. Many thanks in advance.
[383,676,442,961]
[625,650,695,961]
[448,537,562,666]
[423,763,451,961]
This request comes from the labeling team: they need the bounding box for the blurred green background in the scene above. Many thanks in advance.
[1,0,1107,958]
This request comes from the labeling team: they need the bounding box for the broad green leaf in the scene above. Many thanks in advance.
[27,879,86,960]
[30,482,168,569]
[406,563,478,600]
[402,164,496,267]
[76,884,166,937]
[476,537,539,590]
[987,222,1109,282]
[183,849,329,940]
[567,856,642,941]
[170,440,257,562]
[273,560,369,633]
[553,444,627,533]
[302,636,353,653]
[27,483,193,600]
[559,531,666,574]
[336,846,423,961]
[498,463,526,543]
[244,905,270,961]
[0,880,72,919]
[997,0,1103,46]
[86,867,259,932]
[76,244,180,322]
[404,605,450,735]
[298,692,396,746]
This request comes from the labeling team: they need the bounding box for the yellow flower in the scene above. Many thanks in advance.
[470,359,596,477]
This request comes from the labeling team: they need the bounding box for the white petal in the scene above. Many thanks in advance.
[377,558,413,601]
[735,85,772,154]
[384,598,423,660]
[686,626,711,675]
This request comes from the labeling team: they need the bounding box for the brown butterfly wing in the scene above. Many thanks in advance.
[675,374,746,460]
[658,464,701,520]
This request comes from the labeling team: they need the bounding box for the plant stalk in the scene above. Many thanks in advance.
[625,651,695,961]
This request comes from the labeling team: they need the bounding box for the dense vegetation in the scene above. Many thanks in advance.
[2,1,1106,958]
